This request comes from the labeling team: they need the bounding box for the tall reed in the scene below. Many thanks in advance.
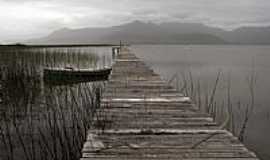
[0,47,109,160]
[169,70,257,140]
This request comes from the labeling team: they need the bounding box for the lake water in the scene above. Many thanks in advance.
[1,45,269,160]
[132,45,270,160]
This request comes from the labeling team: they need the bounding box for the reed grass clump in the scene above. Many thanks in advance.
[0,83,104,160]
[168,70,257,141]
[0,47,108,160]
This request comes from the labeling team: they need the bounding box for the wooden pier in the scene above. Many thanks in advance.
[81,48,259,160]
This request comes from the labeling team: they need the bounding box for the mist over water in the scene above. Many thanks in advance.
[132,45,270,159]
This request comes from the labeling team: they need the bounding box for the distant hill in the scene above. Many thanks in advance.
[26,21,270,45]
[221,26,270,44]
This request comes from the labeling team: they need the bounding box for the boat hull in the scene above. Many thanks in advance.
[43,68,111,85]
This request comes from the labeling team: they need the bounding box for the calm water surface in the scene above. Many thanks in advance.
[1,45,269,159]
[132,45,270,160]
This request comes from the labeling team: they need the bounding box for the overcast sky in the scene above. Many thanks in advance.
[1,0,270,43]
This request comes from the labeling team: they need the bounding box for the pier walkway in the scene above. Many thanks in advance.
[81,48,259,160]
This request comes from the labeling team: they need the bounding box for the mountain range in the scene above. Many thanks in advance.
[26,21,270,45]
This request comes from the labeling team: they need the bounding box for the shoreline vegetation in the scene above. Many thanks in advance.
[0,43,121,48]
[0,47,107,160]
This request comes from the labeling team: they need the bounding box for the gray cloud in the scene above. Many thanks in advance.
[0,0,270,42]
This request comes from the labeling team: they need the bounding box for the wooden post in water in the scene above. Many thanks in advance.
[112,47,121,59]
[120,40,122,50]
